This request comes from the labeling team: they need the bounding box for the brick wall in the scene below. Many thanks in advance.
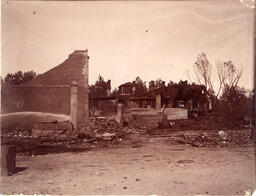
[1,85,71,115]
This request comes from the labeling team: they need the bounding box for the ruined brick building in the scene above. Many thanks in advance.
[1,50,90,128]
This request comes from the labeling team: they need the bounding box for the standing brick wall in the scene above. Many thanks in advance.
[1,85,71,115]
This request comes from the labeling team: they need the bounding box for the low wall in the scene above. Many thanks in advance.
[1,85,71,115]
[164,108,188,120]
[126,107,188,120]
[126,108,162,115]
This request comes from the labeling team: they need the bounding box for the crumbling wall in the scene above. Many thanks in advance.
[130,114,162,129]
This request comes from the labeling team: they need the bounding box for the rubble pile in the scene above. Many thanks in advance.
[1,114,253,156]
[78,117,121,141]
[1,117,125,155]
[88,117,119,132]
[168,130,253,147]
[1,128,31,138]
[1,128,34,146]
[1,121,73,146]
[154,114,249,132]
[124,114,163,131]
[2,118,123,144]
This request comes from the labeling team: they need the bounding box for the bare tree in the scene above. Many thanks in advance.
[191,52,215,97]
[189,52,242,98]
[216,60,242,97]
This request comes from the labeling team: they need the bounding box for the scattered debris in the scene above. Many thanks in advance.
[1,113,253,156]
[170,148,185,151]
[167,130,252,148]
[175,163,185,167]
[132,145,142,148]
[218,130,228,140]
[95,132,116,141]
[177,160,194,164]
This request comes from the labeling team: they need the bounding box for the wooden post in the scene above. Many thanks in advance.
[117,103,124,126]
[1,145,16,176]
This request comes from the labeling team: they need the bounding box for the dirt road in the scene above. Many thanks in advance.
[1,132,255,195]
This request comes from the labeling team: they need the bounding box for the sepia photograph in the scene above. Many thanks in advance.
[1,0,255,195]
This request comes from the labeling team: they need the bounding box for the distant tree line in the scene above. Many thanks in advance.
[89,75,111,98]
[1,70,37,85]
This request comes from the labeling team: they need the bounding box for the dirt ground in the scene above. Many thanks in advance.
[1,130,255,195]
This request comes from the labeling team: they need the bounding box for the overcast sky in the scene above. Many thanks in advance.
[1,0,254,90]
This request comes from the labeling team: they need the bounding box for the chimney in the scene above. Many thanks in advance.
[107,80,111,97]
[107,80,111,90]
